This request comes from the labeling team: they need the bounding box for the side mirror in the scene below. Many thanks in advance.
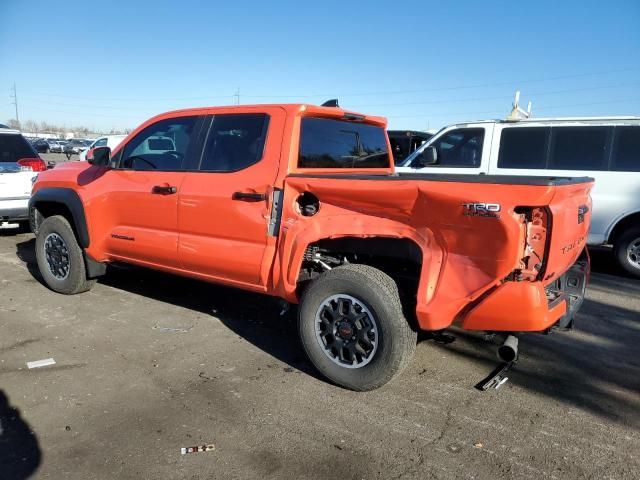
[87,146,111,167]
[412,146,437,168]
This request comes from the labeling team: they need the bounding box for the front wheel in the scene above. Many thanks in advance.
[298,264,417,391]
[614,227,640,278]
[35,215,96,294]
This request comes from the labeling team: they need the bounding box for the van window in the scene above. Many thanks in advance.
[299,118,390,168]
[611,126,640,172]
[199,114,269,172]
[431,128,484,167]
[498,127,549,169]
[549,127,609,171]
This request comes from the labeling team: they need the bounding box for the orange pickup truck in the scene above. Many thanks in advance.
[29,103,592,390]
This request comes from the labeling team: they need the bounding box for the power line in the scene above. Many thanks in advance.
[17,66,640,102]
[385,97,640,119]
[349,82,640,109]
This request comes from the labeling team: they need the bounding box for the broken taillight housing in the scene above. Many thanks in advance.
[516,206,550,281]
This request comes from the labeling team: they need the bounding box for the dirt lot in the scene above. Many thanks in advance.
[0,217,639,479]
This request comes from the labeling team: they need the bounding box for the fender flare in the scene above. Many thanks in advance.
[29,187,90,248]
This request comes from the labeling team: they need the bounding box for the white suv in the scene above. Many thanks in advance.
[0,127,46,227]
[397,117,640,277]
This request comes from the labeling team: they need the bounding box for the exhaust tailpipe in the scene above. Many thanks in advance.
[497,335,518,363]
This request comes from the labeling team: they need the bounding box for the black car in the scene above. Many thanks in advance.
[387,130,434,165]
[32,138,52,153]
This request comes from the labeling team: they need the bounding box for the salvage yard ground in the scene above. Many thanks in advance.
[1,194,639,478]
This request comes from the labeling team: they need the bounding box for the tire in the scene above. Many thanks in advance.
[298,264,417,391]
[35,215,96,294]
[614,226,640,278]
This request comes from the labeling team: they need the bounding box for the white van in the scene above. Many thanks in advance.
[78,135,127,161]
[396,117,640,277]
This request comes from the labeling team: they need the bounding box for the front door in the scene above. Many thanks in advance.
[178,108,285,288]
[91,115,202,269]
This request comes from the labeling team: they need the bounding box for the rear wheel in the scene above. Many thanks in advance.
[35,215,96,294]
[614,227,640,278]
[298,264,416,391]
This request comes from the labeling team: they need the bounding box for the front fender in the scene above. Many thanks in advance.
[29,187,90,248]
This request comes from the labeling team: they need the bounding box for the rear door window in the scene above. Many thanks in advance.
[549,127,610,171]
[430,128,484,167]
[498,127,549,169]
[199,114,269,172]
[299,118,390,168]
[611,126,640,172]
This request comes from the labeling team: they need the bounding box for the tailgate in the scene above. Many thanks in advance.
[542,179,593,283]
[0,169,35,199]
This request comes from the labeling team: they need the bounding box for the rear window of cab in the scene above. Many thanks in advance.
[298,117,390,168]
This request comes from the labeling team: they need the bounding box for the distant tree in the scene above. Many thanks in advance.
[6,119,20,129]
[24,120,39,133]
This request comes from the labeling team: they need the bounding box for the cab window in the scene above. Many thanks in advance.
[299,118,390,168]
[199,114,269,172]
[430,128,484,167]
[120,116,198,171]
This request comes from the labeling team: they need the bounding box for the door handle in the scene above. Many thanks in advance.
[152,185,177,195]
[232,191,266,202]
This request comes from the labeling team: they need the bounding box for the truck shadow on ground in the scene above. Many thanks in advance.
[426,273,640,429]
[100,264,325,381]
[0,390,42,480]
[14,238,640,426]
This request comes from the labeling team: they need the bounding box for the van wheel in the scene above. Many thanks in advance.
[298,264,417,391]
[614,227,640,278]
[35,215,96,294]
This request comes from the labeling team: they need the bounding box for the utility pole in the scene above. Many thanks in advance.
[10,82,19,126]
[234,87,240,105]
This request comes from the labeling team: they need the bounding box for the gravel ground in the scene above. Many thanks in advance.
[0,223,638,479]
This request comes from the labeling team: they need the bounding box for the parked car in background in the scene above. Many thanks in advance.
[32,138,52,153]
[398,116,640,277]
[79,135,127,161]
[48,140,65,153]
[0,128,45,227]
[64,139,92,159]
[387,130,433,165]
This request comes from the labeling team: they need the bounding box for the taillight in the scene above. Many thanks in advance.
[17,158,46,172]
[515,206,550,281]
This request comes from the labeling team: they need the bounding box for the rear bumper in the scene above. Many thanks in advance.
[459,255,590,332]
[0,197,29,221]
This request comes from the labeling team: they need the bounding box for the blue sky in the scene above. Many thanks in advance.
[1,0,638,132]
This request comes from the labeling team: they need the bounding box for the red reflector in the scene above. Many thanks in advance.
[17,158,46,172]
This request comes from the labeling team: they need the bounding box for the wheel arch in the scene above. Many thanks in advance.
[607,211,640,246]
[29,188,90,248]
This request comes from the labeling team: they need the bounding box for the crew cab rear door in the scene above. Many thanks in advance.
[177,107,286,289]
